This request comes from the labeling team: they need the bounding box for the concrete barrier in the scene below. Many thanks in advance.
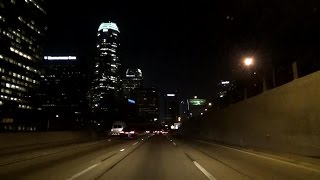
[187,70,320,156]
[0,131,98,149]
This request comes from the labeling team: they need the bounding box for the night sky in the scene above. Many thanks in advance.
[46,0,320,99]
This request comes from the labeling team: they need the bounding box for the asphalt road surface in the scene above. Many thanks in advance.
[0,134,319,180]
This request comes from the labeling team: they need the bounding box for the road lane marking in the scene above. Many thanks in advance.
[196,140,320,173]
[133,142,138,146]
[120,148,125,152]
[173,142,176,146]
[67,163,100,180]
[194,161,217,180]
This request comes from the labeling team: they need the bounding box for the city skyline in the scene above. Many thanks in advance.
[0,2,319,179]
[46,0,320,99]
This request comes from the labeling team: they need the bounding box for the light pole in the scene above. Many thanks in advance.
[243,57,254,99]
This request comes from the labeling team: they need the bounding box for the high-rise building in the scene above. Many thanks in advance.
[0,0,47,130]
[215,80,241,107]
[216,80,235,98]
[38,56,88,130]
[164,93,180,124]
[90,22,121,112]
[134,88,159,122]
[122,68,143,98]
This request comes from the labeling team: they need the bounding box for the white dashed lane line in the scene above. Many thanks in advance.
[193,161,217,180]
[67,163,101,180]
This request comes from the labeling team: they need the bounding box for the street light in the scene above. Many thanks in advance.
[243,57,254,99]
[244,57,253,66]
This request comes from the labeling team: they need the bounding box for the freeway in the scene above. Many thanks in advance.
[0,134,319,180]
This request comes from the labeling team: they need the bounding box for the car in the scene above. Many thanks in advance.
[120,127,138,139]
[110,121,126,135]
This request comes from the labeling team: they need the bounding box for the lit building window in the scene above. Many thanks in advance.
[11,30,33,45]
[25,0,46,14]
[10,47,33,61]
[18,16,43,35]
[0,15,5,22]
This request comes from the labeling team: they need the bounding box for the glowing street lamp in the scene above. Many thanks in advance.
[243,57,254,100]
[244,57,253,66]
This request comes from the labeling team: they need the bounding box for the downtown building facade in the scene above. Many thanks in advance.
[122,68,143,98]
[164,93,180,124]
[38,56,88,130]
[133,88,159,123]
[90,22,121,124]
[121,69,159,124]
[0,0,47,131]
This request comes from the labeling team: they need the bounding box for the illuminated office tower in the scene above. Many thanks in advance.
[0,0,47,129]
[122,68,143,98]
[90,22,121,112]
[39,56,88,130]
[134,88,159,122]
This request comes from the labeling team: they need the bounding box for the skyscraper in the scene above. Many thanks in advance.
[164,93,180,124]
[90,22,121,113]
[0,0,47,130]
[39,56,88,130]
[134,88,159,122]
[122,68,143,98]
[216,80,235,98]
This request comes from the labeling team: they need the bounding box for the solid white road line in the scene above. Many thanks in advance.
[173,142,176,146]
[120,148,125,152]
[193,161,217,180]
[133,142,138,146]
[67,163,100,180]
[196,140,320,173]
